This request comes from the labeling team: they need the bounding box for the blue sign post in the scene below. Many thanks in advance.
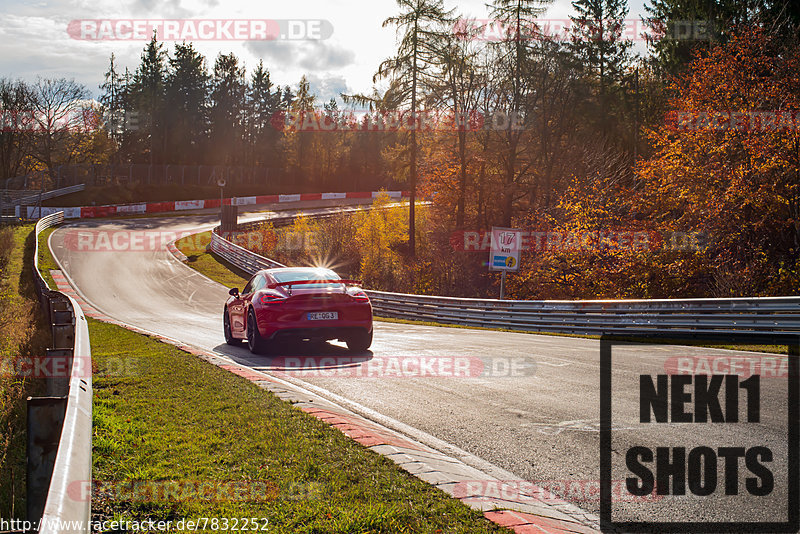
[489,227,522,299]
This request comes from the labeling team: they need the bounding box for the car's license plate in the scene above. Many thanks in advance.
[307,311,338,321]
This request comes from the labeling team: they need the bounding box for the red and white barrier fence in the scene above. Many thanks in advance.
[25,190,409,219]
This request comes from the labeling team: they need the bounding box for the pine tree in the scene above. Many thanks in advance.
[247,61,281,168]
[130,32,167,164]
[99,54,123,147]
[570,0,632,123]
[291,75,316,112]
[488,0,553,226]
[165,43,209,164]
[375,0,455,256]
[427,18,485,228]
[210,52,246,166]
[641,0,777,75]
[286,75,317,182]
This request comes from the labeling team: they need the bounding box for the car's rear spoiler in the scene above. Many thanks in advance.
[267,279,362,289]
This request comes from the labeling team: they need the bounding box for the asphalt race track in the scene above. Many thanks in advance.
[49,208,794,527]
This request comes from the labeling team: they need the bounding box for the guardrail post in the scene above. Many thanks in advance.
[49,297,75,350]
[26,396,67,527]
[47,296,74,396]
[45,350,72,398]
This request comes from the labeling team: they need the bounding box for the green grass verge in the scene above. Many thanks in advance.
[90,318,508,533]
[37,226,58,289]
[175,231,251,290]
[0,225,49,516]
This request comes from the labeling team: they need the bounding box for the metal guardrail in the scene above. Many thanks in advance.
[20,184,86,206]
[32,212,65,317]
[210,229,286,272]
[208,211,800,339]
[209,201,398,274]
[2,184,86,219]
[31,211,92,533]
[363,291,800,337]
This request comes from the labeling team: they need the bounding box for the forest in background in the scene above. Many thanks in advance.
[1,0,799,298]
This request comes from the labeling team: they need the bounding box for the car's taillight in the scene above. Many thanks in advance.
[260,293,286,305]
[350,290,369,302]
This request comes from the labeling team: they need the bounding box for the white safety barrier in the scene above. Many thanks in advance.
[33,212,92,534]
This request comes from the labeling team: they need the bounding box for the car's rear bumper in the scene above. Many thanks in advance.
[254,300,372,341]
[267,325,371,341]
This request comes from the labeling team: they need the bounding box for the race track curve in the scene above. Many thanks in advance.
[48,205,794,526]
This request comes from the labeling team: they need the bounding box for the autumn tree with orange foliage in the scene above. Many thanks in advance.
[505,26,800,300]
[638,26,800,296]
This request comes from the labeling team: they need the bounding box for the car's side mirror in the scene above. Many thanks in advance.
[229,288,240,297]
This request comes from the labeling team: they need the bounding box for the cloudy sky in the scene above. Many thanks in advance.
[0,0,649,103]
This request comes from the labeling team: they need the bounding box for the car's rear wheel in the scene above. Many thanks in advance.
[346,329,372,352]
[247,309,269,354]
[223,308,238,345]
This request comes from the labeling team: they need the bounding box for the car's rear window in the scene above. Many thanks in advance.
[271,269,342,288]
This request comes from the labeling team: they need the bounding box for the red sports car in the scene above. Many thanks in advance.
[224,267,373,354]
